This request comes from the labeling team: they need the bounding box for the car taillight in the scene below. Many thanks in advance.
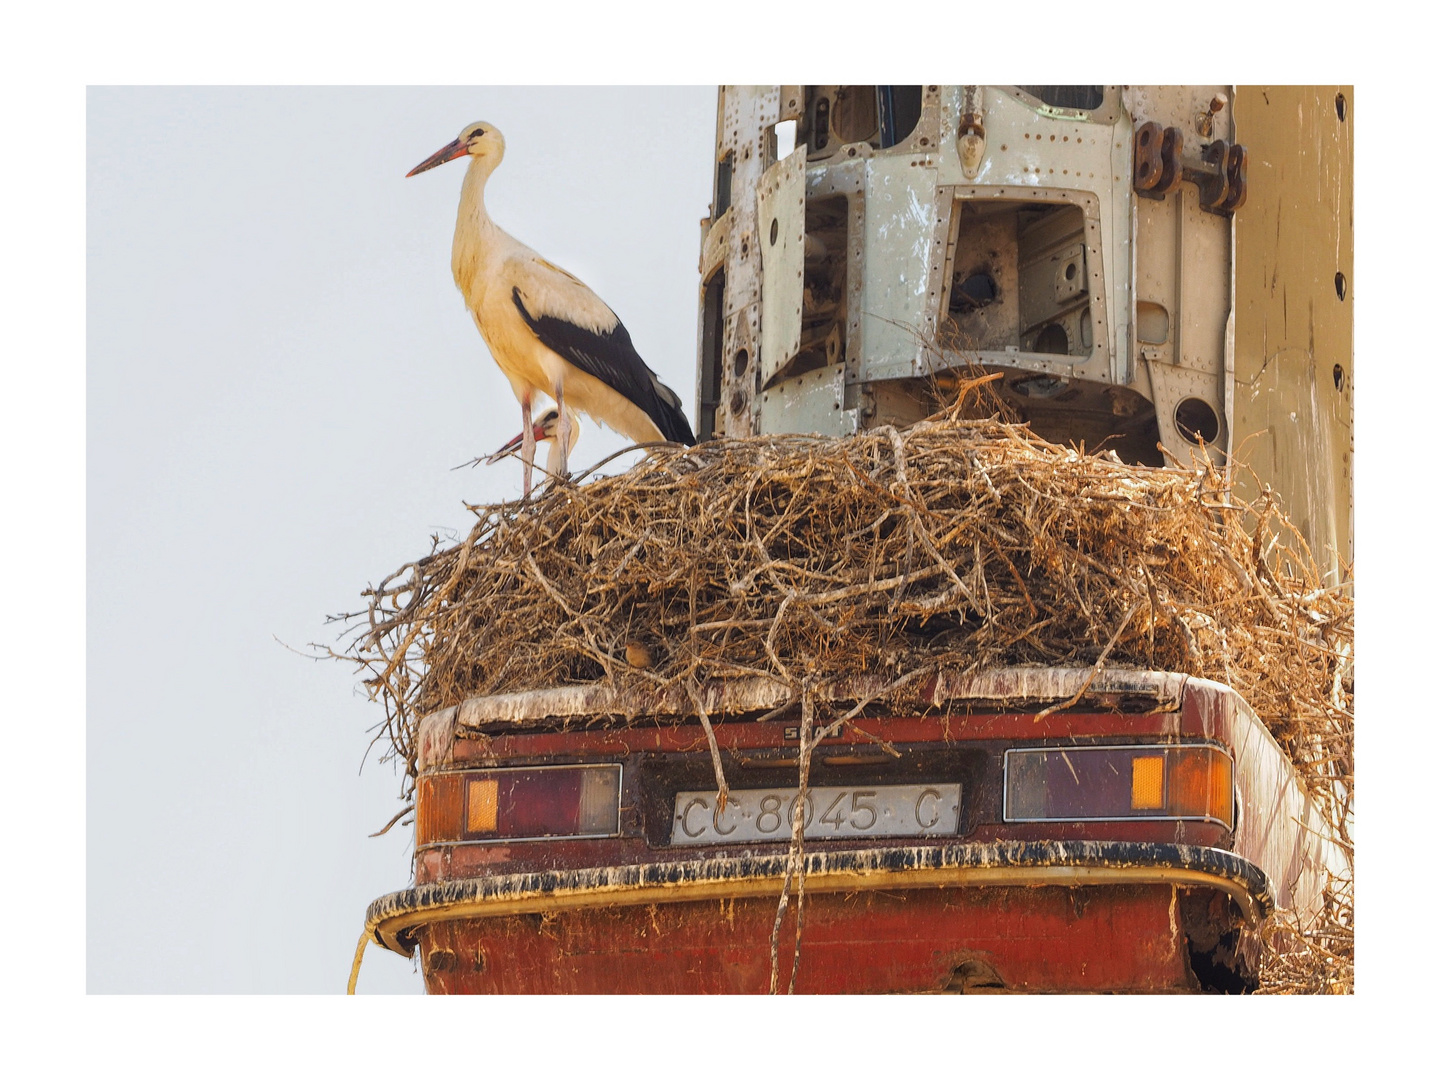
[1004,744,1233,828]
[417,764,622,846]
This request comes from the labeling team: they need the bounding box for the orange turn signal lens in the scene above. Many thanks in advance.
[1131,756,1165,810]
[466,779,499,834]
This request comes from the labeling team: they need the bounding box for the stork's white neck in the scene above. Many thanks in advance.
[451,153,505,297]
[457,152,497,227]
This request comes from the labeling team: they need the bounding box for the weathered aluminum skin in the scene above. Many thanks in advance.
[757,145,807,386]
[696,85,1351,566]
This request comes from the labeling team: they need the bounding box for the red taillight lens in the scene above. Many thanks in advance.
[417,764,621,846]
[1004,745,1233,828]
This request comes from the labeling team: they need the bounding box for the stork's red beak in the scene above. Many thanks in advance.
[485,424,548,465]
[486,431,524,463]
[406,138,468,177]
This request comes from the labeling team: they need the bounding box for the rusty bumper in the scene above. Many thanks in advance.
[365,840,1272,958]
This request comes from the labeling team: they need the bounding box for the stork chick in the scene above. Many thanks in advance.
[408,122,696,496]
[486,406,581,484]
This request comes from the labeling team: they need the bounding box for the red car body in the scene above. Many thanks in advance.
[363,667,1342,993]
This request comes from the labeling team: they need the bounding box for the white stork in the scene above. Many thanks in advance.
[485,406,581,483]
[407,121,696,496]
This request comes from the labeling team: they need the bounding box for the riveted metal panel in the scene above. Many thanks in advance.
[758,146,807,386]
[758,361,854,435]
[857,153,940,382]
[712,86,784,437]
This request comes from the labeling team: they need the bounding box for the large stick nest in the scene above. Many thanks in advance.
[335,392,1354,991]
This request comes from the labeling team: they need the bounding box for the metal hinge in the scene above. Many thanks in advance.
[1133,121,1247,215]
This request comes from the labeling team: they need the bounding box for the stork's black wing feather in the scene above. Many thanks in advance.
[512,287,696,446]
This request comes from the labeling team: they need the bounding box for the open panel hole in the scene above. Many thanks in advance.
[1136,301,1170,344]
[696,270,726,440]
[878,86,923,147]
[714,151,733,219]
[781,193,850,384]
[1175,397,1220,445]
[830,86,877,145]
[803,86,922,158]
[942,199,1093,362]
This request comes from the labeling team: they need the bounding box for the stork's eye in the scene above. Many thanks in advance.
[469,128,485,139]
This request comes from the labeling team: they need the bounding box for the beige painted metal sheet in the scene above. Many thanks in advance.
[1232,86,1353,575]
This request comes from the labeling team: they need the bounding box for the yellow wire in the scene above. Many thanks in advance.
[347,929,370,995]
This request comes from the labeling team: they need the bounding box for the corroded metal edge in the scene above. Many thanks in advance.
[364,840,1270,958]
[417,667,1190,769]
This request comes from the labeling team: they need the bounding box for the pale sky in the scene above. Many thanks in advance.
[87,86,715,993]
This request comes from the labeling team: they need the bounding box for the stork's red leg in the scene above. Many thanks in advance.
[520,397,535,497]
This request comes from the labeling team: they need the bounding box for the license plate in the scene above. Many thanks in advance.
[669,783,962,846]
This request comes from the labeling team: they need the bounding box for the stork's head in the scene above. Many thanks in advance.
[485,408,581,464]
[406,121,505,177]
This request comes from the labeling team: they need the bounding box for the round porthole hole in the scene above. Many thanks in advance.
[1175,398,1220,445]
